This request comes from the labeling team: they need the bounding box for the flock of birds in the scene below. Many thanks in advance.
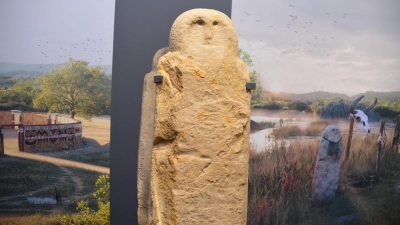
[36,37,112,68]
[235,4,349,63]
[35,4,347,73]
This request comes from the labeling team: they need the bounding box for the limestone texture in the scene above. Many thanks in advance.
[138,47,169,225]
[139,8,251,225]
[311,125,343,205]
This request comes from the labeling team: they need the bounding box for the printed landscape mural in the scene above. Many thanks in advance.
[0,0,399,224]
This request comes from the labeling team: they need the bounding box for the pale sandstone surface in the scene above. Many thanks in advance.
[138,47,169,225]
[311,125,343,205]
[141,8,250,225]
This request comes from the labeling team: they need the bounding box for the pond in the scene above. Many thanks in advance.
[250,109,396,152]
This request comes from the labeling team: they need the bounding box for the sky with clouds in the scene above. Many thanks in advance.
[232,0,400,95]
[0,0,399,95]
[0,0,115,65]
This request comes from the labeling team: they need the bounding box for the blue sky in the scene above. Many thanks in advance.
[1,0,399,95]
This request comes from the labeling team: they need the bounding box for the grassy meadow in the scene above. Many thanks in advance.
[52,150,110,168]
[247,123,400,225]
[1,115,399,225]
[0,155,105,224]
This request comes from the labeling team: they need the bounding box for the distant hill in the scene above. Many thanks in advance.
[268,91,349,102]
[0,62,112,77]
[352,91,400,103]
[0,70,44,77]
[268,91,400,103]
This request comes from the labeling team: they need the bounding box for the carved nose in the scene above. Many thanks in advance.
[205,26,214,40]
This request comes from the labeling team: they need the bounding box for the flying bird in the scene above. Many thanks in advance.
[289,5,295,7]
[245,13,250,15]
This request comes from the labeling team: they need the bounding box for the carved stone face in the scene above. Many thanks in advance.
[169,8,238,56]
[353,110,371,134]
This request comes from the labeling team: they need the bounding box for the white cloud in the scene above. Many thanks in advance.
[232,0,400,95]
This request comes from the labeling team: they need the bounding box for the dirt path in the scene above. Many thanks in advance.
[5,150,109,174]
[1,116,110,174]
[0,166,86,203]
[0,116,110,215]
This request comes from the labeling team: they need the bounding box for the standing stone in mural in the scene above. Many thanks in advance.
[138,8,251,225]
[311,125,343,206]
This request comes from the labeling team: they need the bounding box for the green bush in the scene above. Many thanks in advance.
[311,97,381,121]
[61,175,110,225]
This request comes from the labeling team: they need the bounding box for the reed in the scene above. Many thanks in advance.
[248,133,399,225]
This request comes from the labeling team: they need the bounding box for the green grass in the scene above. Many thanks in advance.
[68,167,105,196]
[0,211,64,225]
[0,155,106,221]
[0,156,61,198]
[53,150,110,167]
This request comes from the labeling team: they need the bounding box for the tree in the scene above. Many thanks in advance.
[291,100,309,111]
[249,70,271,105]
[0,78,39,109]
[238,48,253,67]
[60,175,110,225]
[34,58,111,119]
[238,48,270,106]
[310,97,380,121]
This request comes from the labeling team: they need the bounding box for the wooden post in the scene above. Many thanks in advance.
[343,117,354,176]
[11,111,14,126]
[376,120,385,173]
[47,113,52,125]
[18,125,23,152]
[54,113,58,124]
[0,127,4,155]
[391,115,400,155]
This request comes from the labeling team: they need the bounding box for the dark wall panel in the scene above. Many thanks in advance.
[111,1,232,224]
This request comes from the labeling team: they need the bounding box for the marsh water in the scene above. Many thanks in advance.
[250,109,396,152]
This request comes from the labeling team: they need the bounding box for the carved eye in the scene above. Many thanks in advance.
[213,21,218,26]
[356,116,361,122]
[363,121,365,126]
[194,19,205,26]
